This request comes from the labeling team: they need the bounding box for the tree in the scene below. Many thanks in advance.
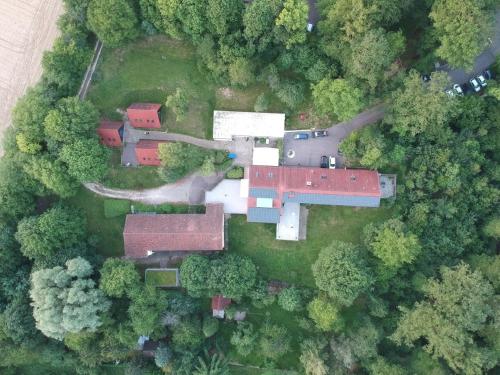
[176,0,207,40]
[312,78,365,121]
[128,286,168,339]
[368,357,405,375]
[469,254,500,291]
[364,219,421,269]
[259,322,291,360]
[42,38,91,97]
[275,80,305,109]
[388,70,458,137]
[99,258,141,298]
[15,205,86,261]
[172,318,203,350]
[300,339,330,375]
[193,350,229,375]
[208,254,257,298]
[87,0,138,47]
[157,142,210,182]
[2,295,39,344]
[154,344,172,368]
[59,138,110,182]
[230,322,258,357]
[312,241,372,306]
[228,58,255,87]
[202,316,219,338]
[348,29,405,90]
[23,157,79,198]
[44,97,99,143]
[275,0,309,49]
[166,88,189,122]
[206,0,243,36]
[180,255,210,297]
[30,257,110,340]
[483,217,500,239]
[339,126,389,169]
[430,0,494,69]
[243,0,281,51]
[307,296,343,332]
[278,287,303,312]
[391,263,497,374]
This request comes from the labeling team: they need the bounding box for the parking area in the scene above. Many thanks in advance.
[283,129,346,168]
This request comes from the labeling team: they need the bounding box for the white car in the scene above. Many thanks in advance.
[453,84,463,95]
[445,89,454,97]
[477,75,487,87]
[307,23,314,32]
[329,156,336,169]
[469,78,481,92]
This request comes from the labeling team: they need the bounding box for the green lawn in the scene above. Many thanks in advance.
[145,269,178,287]
[228,205,396,287]
[103,150,165,189]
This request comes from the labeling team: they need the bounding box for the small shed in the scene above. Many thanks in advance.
[252,147,280,166]
[212,295,231,319]
[127,103,162,128]
[97,120,123,147]
[135,139,164,166]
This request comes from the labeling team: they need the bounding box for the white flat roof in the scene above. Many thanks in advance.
[213,111,285,140]
[276,203,301,241]
[252,147,280,166]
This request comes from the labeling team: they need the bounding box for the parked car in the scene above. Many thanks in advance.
[312,130,328,138]
[307,23,314,32]
[483,69,493,80]
[320,156,328,168]
[294,133,309,140]
[469,78,481,92]
[329,156,336,169]
[445,89,455,97]
[477,74,487,87]
[453,84,464,95]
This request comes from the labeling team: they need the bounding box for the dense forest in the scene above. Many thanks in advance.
[0,0,498,374]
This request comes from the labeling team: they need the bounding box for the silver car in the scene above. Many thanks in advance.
[469,78,481,92]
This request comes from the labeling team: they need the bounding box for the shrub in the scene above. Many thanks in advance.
[307,296,343,332]
[154,344,172,368]
[254,93,270,112]
[278,287,303,312]
[202,316,219,337]
[226,167,244,179]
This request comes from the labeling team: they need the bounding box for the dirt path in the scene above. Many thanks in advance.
[0,0,64,155]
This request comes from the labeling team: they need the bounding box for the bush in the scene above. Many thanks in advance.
[254,93,270,112]
[278,287,303,312]
[103,199,130,218]
[202,316,219,337]
[226,167,244,179]
[307,296,344,332]
[154,344,172,368]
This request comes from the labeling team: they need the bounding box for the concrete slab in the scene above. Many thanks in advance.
[276,203,301,241]
[205,179,248,214]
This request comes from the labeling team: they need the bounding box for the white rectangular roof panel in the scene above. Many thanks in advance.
[213,111,285,140]
[252,147,280,167]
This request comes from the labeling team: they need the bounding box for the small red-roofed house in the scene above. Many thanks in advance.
[127,103,162,128]
[135,140,165,166]
[97,120,123,147]
[212,295,231,318]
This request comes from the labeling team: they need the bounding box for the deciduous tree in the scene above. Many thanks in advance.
[99,258,141,298]
[275,0,308,49]
[259,322,291,360]
[312,78,365,121]
[59,138,110,182]
[307,296,343,332]
[166,88,189,122]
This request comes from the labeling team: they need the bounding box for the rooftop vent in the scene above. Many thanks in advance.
[321,175,327,179]
[306,181,312,186]
[350,175,357,181]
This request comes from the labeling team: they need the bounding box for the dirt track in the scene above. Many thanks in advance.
[0,0,64,154]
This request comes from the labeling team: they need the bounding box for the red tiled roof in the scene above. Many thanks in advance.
[127,103,161,128]
[123,204,224,258]
[135,140,165,166]
[212,295,231,310]
[97,120,123,147]
[248,166,381,197]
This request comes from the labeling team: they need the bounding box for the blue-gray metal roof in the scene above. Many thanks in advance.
[247,207,280,223]
[282,193,380,207]
[249,188,278,199]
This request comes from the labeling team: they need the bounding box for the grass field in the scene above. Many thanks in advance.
[229,204,396,287]
[89,35,325,141]
[145,269,178,287]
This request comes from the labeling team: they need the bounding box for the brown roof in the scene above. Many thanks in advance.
[212,295,231,310]
[123,204,224,257]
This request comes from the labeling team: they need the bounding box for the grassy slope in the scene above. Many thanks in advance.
[145,269,178,287]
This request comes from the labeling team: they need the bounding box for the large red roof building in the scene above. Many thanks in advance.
[97,120,123,147]
[127,103,162,128]
[135,140,164,166]
[123,204,225,258]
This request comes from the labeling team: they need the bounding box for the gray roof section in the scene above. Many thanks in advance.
[247,207,280,223]
[249,187,278,199]
[282,193,380,207]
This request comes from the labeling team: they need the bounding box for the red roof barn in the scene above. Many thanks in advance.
[127,103,162,128]
[123,204,225,258]
[135,140,165,166]
[97,120,123,147]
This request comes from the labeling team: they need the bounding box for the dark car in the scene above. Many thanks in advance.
[484,69,493,80]
[312,130,328,138]
[320,156,328,168]
[294,133,309,140]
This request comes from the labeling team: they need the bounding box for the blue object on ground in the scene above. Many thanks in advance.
[228,153,237,159]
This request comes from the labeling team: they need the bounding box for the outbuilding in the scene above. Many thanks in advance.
[127,103,162,128]
[135,139,164,166]
[212,295,231,318]
[97,120,123,147]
